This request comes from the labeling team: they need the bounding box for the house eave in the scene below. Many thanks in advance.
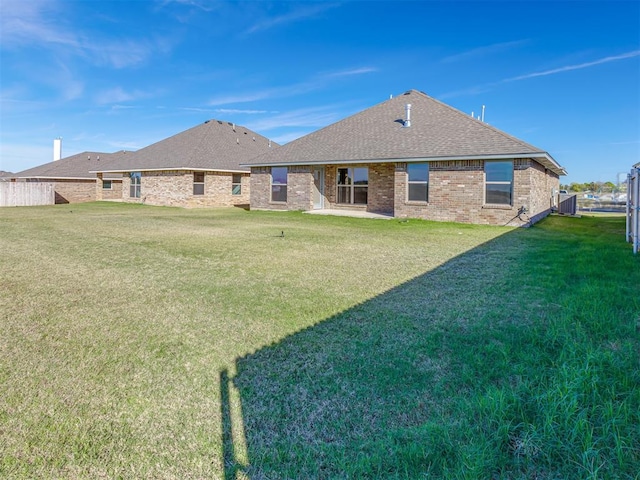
[243,152,567,176]
[12,175,111,181]
[91,167,250,174]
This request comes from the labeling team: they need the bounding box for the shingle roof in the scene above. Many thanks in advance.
[13,151,129,180]
[95,120,278,173]
[244,89,566,176]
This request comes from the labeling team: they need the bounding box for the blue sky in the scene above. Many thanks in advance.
[1,0,638,184]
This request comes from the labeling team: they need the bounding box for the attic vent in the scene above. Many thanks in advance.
[403,91,411,95]
[217,120,222,124]
[204,120,210,123]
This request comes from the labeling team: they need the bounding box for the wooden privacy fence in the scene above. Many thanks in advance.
[0,182,55,207]
[628,166,640,255]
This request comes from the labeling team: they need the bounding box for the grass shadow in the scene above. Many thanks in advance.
[223,216,640,478]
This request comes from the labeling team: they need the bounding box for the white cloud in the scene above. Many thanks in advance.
[244,3,340,35]
[323,67,378,78]
[0,141,52,173]
[46,60,85,101]
[209,66,377,106]
[269,131,311,145]
[503,50,640,82]
[440,49,640,98]
[208,90,277,106]
[208,81,320,106]
[157,0,217,12]
[0,0,80,49]
[245,105,344,132]
[94,87,151,105]
[441,40,529,63]
[215,108,272,115]
[0,0,172,69]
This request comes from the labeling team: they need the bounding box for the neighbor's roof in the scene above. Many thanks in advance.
[12,151,129,180]
[244,89,566,176]
[94,120,278,173]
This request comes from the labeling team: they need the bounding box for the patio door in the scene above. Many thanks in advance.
[313,167,325,209]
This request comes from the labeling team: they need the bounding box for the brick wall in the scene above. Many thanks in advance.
[250,167,288,211]
[394,160,486,223]
[321,163,395,214]
[121,175,139,204]
[121,170,250,207]
[369,163,395,214]
[528,161,559,224]
[251,163,395,214]
[53,179,98,204]
[394,159,558,226]
[287,166,314,210]
[102,180,123,200]
[96,174,123,201]
[249,159,560,226]
[249,166,313,211]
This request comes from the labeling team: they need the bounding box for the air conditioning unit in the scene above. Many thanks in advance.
[558,193,577,215]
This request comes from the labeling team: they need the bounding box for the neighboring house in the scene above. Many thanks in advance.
[244,90,567,226]
[0,171,13,182]
[10,152,128,204]
[93,120,278,208]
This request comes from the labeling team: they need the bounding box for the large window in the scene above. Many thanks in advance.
[271,167,287,202]
[193,172,205,195]
[407,163,429,202]
[129,172,141,198]
[232,174,242,195]
[485,161,513,205]
[337,167,368,205]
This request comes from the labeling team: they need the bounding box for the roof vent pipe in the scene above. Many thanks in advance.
[404,103,412,128]
[53,138,62,161]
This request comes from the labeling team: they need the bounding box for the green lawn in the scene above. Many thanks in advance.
[1,203,638,479]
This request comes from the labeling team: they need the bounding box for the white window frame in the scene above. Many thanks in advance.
[406,163,429,202]
[271,167,288,203]
[102,180,112,190]
[232,174,242,196]
[484,161,513,206]
[129,172,141,198]
[193,172,205,195]
[337,167,368,205]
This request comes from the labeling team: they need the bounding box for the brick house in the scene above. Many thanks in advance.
[244,90,566,226]
[94,120,278,208]
[10,151,127,204]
